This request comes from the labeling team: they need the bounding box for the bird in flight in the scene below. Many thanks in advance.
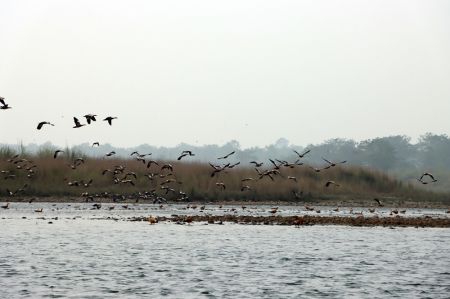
[418,172,438,184]
[287,176,298,182]
[322,157,347,167]
[249,161,263,167]
[105,151,116,157]
[218,151,235,159]
[37,121,55,130]
[73,117,85,128]
[0,97,11,109]
[84,114,97,124]
[53,150,64,159]
[92,142,100,147]
[373,198,383,207]
[177,150,195,160]
[293,149,311,158]
[215,182,226,190]
[325,181,340,187]
[103,116,117,126]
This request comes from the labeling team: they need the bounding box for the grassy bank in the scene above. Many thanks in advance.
[0,148,448,204]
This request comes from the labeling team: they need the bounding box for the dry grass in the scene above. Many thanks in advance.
[0,149,448,203]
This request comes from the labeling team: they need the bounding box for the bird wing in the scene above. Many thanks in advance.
[322,157,332,164]
[302,149,311,156]
[37,122,44,130]
[73,117,81,126]
[226,151,235,158]
[0,98,5,105]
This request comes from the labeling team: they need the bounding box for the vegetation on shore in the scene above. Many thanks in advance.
[1,145,448,204]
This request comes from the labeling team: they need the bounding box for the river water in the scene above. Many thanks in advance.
[1,203,449,298]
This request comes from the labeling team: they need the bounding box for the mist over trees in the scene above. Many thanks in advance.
[2,133,450,190]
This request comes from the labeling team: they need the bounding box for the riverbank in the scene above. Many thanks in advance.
[1,196,450,209]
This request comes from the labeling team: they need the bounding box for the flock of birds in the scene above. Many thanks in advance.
[0,95,440,208]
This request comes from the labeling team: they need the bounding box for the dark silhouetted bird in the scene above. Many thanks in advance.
[161,164,173,172]
[249,161,263,167]
[147,160,159,168]
[177,150,195,160]
[373,198,383,207]
[322,157,347,167]
[37,121,55,130]
[325,180,340,187]
[73,117,85,128]
[218,151,235,159]
[419,172,438,183]
[84,114,97,124]
[103,116,117,125]
[293,149,311,158]
[53,150,64,159]
[0,97,11,110]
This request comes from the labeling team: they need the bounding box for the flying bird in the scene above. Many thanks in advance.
[0,97,11,109]
[419,172,438,183]
[161,164,173,172]
[322,157,347,167]
[309,166,323,173]
[325,181,340,187]
[293,149,311,158]
[84,114,97,124]
[177,150,195,160]
[92,142,100,147]
[53,150,64,159]
[105,151,116,157]
[37,121,55,130]
[147,160,159,168]
[73,117,85,128]
[103,116,117,125]
[241,177,254,182]
[215,182,226,190]
[218,151,235,159]
[249,161,263,167]
[373,198,383,207]
[241,185,251,192]
[287,176,298,182]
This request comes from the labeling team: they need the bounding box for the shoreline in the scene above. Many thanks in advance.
[1,196,450,209]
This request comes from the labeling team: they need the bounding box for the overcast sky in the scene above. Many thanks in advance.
[1,0,449,148]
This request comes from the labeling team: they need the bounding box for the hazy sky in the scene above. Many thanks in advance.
[1,0,449,148]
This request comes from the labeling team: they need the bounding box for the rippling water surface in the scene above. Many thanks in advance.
[1,203,449,298]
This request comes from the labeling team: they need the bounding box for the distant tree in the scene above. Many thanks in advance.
[358,138,397,172]
[416,133,450,171]
[274,138,290,148]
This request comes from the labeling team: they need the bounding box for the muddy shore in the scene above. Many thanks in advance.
[2,196,450,209]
